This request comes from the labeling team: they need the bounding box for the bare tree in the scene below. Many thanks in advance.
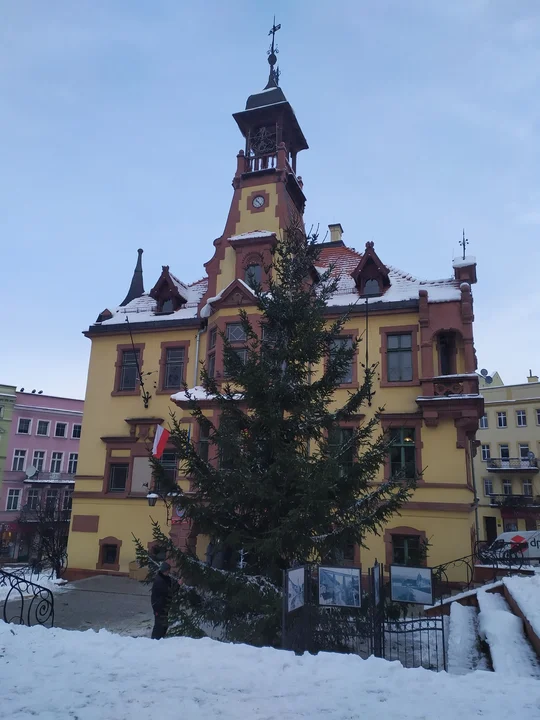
[18,487,71,579]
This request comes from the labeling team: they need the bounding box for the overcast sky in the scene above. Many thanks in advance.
[1,1,539,399]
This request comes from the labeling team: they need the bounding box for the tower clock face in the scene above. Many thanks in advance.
[252,195,265,209]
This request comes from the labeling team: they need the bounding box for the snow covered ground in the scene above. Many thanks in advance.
[504,574,540,639]
[477,588,540,678]
[2,623,540,720]
[0,566,70,601]
[447,603,487,674]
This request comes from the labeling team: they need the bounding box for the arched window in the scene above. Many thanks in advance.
[438,332,457,375]
[245,264,262,288]
[363,278,380,296]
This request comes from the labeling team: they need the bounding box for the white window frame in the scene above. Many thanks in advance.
[26,488,40,511]
[36,419,50,437]
[497,412,507,429]
[32,450,47,472]
[72,424,82,439]
[479,414,488,429]
[12,449,26,472]
[6,488,21,511]
[481,444,491,461]
[536,409,540,426]
[503,479,513,496]
[54,422,68,438]
[50,452,63,474]
[516,410,527,427]
[523,479,533,497]
[17,417,32,435]
[67,453,78,475]
[63,490,73,511]
[483,478,493,496]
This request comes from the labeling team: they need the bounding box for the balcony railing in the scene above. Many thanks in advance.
[23,472,75,484]
[489,493,540,508]
[487,458,539,472]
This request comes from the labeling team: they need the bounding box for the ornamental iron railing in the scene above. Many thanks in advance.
[0,566,54,627]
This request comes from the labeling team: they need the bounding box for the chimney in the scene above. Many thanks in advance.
[328,223,343,244]
[528,369,538,383]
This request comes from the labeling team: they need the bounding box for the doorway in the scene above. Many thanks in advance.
[484,516,498,545]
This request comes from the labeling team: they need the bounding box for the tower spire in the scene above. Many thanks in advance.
[265,17,281,89]
[120,248,145,306]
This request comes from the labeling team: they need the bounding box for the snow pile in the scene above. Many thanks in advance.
[505,574,540,639]
[2,624,540,720]
[448,603,487,675]
[0,568,70,601]
[477,588,540,678]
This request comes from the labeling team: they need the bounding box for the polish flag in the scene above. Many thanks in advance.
[152,425,170,459]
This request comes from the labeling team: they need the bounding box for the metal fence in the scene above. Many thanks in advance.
[0,566,54,627]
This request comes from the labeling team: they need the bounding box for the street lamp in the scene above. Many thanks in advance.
[146,493,158,507]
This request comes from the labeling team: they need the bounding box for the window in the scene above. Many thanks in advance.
[0,406,3,418]
[209,327,217,349]
[329,427,355,475]
[244,264,262,288]
[224,348,248,377]
[503,479,513,496]
[392,534,423,566]
[537,409,540,426]
[72,424,82,439]
[46,489,58,512]
[27,488,40,511]
[6,489,21,511]
[226,323,246,343]
[17,418,31,434]
[198,425,210,463]
[119,350,140,391]
[363,278,380,296]
[499,445,510,465]
[481,444,491,461]
[387,334,413,382]
[519,444,530,461]
[161,452,178,486]
[12,449,26,471]
[330,337,354,384]
[50,452,63,473]
[63,490,73,511]
[497,412,507,428]
[68,453,78,475]
[32,451,45,472]
[516,410,527,427]
[437,332,457,376]
[37,420,49,436]
[207,353,216,378]
[523,479,533,497]
[160,299,174,313]
[55,422,67,438]
[102,544,118,565]
[484,478,493,496]
[164,347,185,389]
[504,521,518,532]
[108,464,129,493]
[389,428,416,478]
[479,414,488,429]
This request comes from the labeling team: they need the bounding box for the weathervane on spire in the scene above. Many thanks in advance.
[459,229,469,260]
[265,17,281,89]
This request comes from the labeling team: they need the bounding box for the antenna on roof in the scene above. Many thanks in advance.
[459,229,469,260]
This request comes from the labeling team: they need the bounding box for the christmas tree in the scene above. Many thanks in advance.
[135,220,416,647]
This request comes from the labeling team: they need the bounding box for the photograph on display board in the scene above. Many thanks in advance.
[318,566,361,608]
[390,565,433,605]
[287,567,305,612]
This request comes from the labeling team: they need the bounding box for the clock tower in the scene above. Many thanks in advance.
[200,21,309,305]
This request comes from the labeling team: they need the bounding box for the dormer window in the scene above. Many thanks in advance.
[149,266,188,315]
[363,278,380,296]
[245,264,262,288]
[161,299,174,313]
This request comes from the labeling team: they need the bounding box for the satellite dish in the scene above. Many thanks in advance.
[485,376,493,384]
[480,369,488,377]
[26,465,38,479]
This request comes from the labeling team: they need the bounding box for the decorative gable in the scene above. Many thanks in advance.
[351,241,391,296]
[149,266,188,314]
[200,279,257,319]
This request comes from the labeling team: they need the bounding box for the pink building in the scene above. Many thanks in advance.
[0,391,84,562]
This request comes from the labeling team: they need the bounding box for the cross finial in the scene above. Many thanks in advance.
[459,228,469,260]
[265,17,281,89]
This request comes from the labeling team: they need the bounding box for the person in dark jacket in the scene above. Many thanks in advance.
[151,561,173,639]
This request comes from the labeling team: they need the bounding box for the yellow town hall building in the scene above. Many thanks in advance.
[67,45,483,580]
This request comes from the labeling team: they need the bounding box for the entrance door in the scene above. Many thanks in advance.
[484,516,498,545]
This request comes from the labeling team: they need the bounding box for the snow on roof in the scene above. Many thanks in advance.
[229,231,276,241]
[200,278,257,319]
[96,278,208,326]
[452,255,477,268]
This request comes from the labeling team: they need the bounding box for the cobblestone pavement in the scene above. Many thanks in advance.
[52,575,153,637]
